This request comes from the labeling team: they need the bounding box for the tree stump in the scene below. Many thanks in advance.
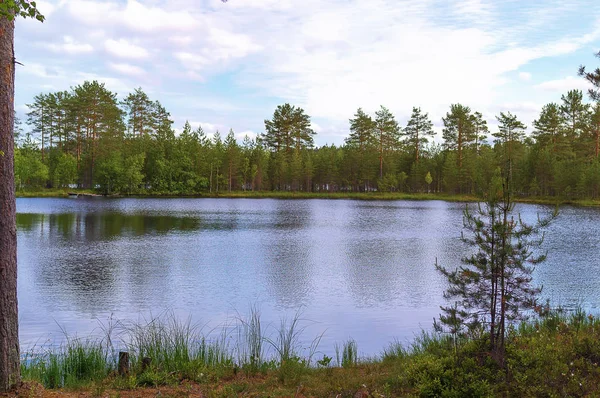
[118,352,129,376]
[141,357,152,372]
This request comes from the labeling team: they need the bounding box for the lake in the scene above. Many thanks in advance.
[15,197,600,357]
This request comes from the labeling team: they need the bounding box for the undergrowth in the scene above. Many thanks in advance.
[20,308,600,397]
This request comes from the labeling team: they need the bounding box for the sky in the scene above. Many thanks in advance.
[13,0,600,146]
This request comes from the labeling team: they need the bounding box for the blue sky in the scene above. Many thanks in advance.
[13,0,600,146]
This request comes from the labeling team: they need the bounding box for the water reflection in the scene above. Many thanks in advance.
[262,200,315,307]
[17,212,201,240]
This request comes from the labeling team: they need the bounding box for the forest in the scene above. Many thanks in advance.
[14,80,600,198]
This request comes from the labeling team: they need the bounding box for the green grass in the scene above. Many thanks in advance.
[21,338,111,389]
[19,308,600,396]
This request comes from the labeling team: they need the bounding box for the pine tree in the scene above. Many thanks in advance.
[374,106,401,179]
[224,129,240,192]
[404,107,435,164]
[533,103,565,153]
[560,90,590,157]
[263,103,314,154]
[590,104,600,158]
[346,108,376,191]
[121,88,156,137]
[443,104,475,169]
[578,51,600,102]
[436,169,555,366]
[470,111,489,156]
[443,104,475,193]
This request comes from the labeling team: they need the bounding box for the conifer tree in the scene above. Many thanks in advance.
[404,107,435,164]
[374,106,401,179]
[578,51,600,102]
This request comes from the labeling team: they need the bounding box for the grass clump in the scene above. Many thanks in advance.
[22,338,110,389]
[335,339,358,368]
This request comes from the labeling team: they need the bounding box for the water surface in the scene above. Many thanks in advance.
[16,198,600,356]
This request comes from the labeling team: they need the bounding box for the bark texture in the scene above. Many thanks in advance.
[0,12,20,393]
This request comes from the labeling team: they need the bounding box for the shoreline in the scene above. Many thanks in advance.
[12,309,600,397]
[15,189,591,206]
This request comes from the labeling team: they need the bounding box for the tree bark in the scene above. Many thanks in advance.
[0,12,20,393]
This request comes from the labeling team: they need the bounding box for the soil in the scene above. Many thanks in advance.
[0,382,207,397]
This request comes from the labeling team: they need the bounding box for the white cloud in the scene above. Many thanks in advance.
[105,39,149,59]
[35,0,57,17]
[311,122,322,133]
[535,76,592,92]
[19,62,60,79]
[174,29,261,73]
[175,52,208,69]
[108,62,145,77]
[234,0,600,125]
[188,122,222,134]
[519,72,532,81]
[67,0,198,32]
[236,130,257,141]
[74,72,131,95]
[169,36,193,46]
[47,36,93,55]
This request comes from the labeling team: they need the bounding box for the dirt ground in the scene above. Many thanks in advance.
[0,382,208,398]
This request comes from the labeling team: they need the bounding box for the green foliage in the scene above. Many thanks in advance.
[377,172,398,192]
[436,166,555,365]
[405,107,435,162]
[579,51,600,101]
[21,338,109,389]
[14,147,48,189]
[425,171,433,187]
[0,0,45,21]
[49,151,77,188]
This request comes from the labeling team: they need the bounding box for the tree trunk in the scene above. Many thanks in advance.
[0,12,20,392]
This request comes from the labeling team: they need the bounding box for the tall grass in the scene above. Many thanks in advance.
[22,338,110,389]
[124,314,196,372]
[335,339,358,368]
[21,308,332,388]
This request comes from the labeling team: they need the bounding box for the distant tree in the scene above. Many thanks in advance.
[590,103,600,158]
[443,104,474,169]
[425,171,433,193]
[346,108,376,191]
[443,104,475,193]
[224,129,240,191]
[96,151,123,195]
[560,90,590,156]
[14,145,48,189]
[470,111,489,155]
[51,152,77,188]
[374,106,401,179]
[122,153,145,194]
[121,88,156,137]
[404,107,435,164]
[533,103,565,153]
[347,108,376,151]
[263,103,314,153]
[493,112,526,186]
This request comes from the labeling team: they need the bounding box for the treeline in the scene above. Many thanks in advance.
[14,80,600,198]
